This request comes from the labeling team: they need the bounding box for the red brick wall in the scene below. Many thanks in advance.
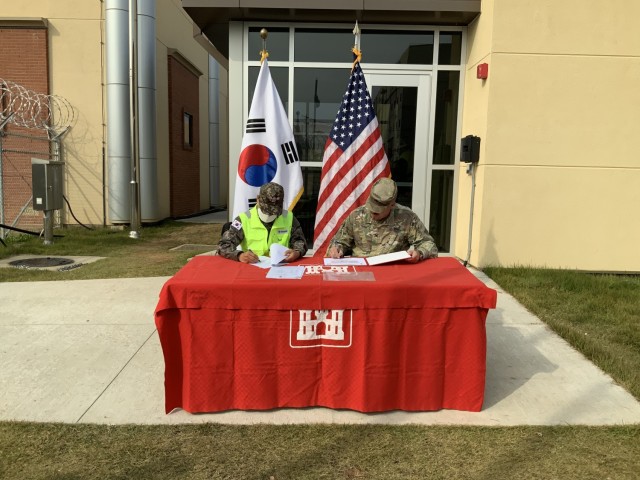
[167,56,200,218]
[0,27,49,94]
[0,26,49,230]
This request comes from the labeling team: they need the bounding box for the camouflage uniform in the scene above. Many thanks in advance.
[217,182,308,261]
[328,178,438,260]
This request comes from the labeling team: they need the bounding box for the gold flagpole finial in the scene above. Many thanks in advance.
[260,28,269,63]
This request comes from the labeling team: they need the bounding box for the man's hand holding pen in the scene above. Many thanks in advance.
[239,249,301,263]
[239,250,259,263]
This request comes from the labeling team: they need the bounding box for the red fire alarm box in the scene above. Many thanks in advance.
[477,63,489,79]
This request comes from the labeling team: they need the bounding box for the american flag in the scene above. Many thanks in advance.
[312,61,390,254]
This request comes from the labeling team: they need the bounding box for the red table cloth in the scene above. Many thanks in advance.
[154,256,497,413]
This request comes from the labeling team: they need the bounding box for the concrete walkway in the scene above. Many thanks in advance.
[2,266,640,426]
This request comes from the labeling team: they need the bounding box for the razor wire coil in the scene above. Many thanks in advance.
[0,78,75,131]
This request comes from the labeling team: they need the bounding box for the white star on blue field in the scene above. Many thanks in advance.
[330,63,374,151]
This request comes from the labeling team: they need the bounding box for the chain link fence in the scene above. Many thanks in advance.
[0,79,75,240]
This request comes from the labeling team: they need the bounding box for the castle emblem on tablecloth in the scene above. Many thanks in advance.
[297,310,344,340]
[290,309,352,348]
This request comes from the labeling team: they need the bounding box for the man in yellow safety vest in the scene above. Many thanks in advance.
[217,182,307,264]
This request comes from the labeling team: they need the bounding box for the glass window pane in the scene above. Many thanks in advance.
[363,30,434,65]
[293,165,322,244]
[293,67,348,162]
[432,71,460,165]
[295,29,434,64]
[252,27,457,65]
[429,170,453,253]
[294,28,354,63]
[248,66,289,114]
[248,27,289,61]
[183,112,193,148]
[439,32,462,65]
[372,85,418,209]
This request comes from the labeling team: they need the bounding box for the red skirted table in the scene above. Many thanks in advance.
[154,256,497,414]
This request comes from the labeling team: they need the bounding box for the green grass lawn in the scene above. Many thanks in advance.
[483,266,640,402]
[0,221,220,281]
[1,222,639,479]
[0,423,638,479]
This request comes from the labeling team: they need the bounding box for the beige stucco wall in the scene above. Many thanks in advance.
[1,0,223,225]
[460,0,640,271]
[457,0,494,266]
[1,1,105,225]
[52,14,105,225]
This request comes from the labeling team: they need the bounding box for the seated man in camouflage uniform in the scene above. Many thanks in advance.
[327,177,438,263]
[218,182,308,264]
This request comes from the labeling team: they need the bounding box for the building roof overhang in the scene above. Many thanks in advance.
[0,18,48,29]
[182,0,481,64]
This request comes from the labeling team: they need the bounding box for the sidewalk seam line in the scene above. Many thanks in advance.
[75,328,157,423]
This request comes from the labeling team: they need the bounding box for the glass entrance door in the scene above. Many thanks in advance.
[366,73,435,239]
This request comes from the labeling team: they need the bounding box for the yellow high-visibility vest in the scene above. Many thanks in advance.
[239,206,293,256]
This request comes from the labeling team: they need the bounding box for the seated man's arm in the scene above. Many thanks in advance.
[327,215,355,257]
[217,218,244,261]
[409,215,438,260]
[287,217,308,258]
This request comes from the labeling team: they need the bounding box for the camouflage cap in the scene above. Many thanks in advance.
[366,177,397,214]
[257,182,284,216]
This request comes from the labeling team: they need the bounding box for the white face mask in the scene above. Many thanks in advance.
[258,208,277,223]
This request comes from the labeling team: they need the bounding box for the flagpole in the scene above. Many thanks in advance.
[352,21,362,69]
[260,28,268,63]
[312,23,391,254]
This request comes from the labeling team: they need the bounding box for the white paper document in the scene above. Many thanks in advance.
[366,250,411,266]
[266,265,305,279]
[248,244,288,268]
[269,243,289,266]
[252,256,272,269]
[323,257,367,266]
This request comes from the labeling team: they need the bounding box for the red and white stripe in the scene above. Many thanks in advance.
[312,118,390,254]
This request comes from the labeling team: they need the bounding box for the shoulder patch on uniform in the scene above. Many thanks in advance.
[231,219,242,231]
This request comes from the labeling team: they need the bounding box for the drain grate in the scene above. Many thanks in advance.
[9,257,75,269]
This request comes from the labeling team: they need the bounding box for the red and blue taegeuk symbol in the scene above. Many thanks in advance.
[238,144,278,187]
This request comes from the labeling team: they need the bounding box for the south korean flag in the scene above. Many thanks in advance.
[233,59,304,218]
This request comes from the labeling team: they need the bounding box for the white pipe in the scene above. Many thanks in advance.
[105,0,131,222]
[137,0,158,221]
[105,0,157,224]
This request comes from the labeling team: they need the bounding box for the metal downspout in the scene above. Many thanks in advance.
[463,162,477,267]
[128,0,141,237]
[209,56,221,207]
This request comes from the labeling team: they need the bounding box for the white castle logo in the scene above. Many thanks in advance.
[303,265,352,275]
[296,310,344,340]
